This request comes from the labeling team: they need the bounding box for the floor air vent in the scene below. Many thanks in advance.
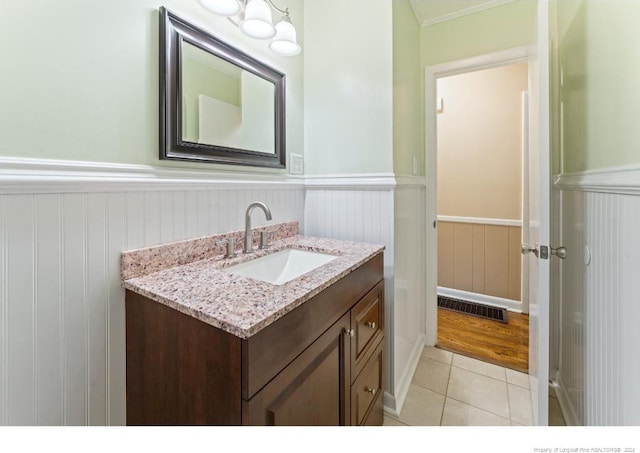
[437,295,508,323]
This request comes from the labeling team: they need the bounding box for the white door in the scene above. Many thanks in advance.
[523,0,551,426]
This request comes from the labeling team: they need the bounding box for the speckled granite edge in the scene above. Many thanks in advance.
[122,234,384,339]
[121,221,298,280]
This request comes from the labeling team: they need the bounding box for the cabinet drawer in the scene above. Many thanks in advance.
[350,342,383,426]
[351,281,384,379]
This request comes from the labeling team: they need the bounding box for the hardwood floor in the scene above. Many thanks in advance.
[437,307,529,373]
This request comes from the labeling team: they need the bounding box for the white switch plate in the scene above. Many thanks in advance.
[290,153,303,175]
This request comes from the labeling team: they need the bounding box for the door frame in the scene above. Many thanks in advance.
[424,45,531,345]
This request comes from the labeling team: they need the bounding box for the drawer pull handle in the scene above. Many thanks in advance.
[365,321,376,329]
[366,387,377,395]
[344,328,355,338]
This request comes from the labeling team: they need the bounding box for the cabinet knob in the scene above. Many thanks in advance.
[366,387,377,395]
[366,321,376,329]
[344,328,355,338]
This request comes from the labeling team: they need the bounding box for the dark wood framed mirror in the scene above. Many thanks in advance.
[159,7,286,168]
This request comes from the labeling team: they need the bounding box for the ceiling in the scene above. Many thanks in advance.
[408,0,514,26]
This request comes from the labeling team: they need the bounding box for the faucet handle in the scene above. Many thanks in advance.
[216,237,236,258]
[259,230,271,250]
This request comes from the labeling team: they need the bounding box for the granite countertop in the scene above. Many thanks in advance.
[121,221,384,339]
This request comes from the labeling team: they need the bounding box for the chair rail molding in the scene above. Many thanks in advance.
[554,164,640,195]
[304,173,397,191]
[0,156,304,194]
[437,215,522,227]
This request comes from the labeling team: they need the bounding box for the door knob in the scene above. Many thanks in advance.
[522,243,567,260]
[551,246,567,259]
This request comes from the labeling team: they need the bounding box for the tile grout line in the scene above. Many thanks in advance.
[438,359,453,426]
[444,395,512,424]
[504,370,513,424]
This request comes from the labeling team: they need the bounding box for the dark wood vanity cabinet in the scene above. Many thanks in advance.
[243,312,351,425]
[126,252,384,426]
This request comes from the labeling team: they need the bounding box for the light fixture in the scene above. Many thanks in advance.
[240,0,275,39]
[198,0,301,56]
[198,0,241,17]
[269,12,301,56]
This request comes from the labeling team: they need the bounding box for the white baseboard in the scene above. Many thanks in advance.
[552,371,580,426]
[437,286,522,313]
[383,392,400,419]
[384,334,425,417]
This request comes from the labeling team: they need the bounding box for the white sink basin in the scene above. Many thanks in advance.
[223,248,337,285]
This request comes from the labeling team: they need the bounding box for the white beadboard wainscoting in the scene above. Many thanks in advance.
[0,159,429,426]
[0,158,305,425]
[303,175,427,416]
[390,178,426,416]
[554,165,640,426]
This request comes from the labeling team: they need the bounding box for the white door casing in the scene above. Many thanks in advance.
[424,45,530,345]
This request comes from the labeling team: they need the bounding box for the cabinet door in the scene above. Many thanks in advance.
[243,313,351,426]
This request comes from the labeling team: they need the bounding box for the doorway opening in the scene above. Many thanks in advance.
[424,48,531,373]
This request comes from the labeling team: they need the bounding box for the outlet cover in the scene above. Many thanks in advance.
[290,153,303,175]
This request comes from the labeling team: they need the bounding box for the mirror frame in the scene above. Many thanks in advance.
[159,7,286,168]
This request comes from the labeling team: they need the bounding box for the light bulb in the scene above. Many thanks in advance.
[198,0,241,16]
[240,0,275,39]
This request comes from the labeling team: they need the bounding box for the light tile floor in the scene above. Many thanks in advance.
[384,346,567,426]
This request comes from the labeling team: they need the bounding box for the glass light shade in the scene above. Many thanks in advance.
[239,0,275,39]
[269,16,301,56]
[198,0,241,16]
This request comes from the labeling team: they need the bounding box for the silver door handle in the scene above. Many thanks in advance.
[522,243,567,260]
[551,246,567,259]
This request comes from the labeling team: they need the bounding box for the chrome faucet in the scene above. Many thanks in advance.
[244,202,272,254]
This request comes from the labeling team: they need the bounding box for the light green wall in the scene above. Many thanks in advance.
[418,0,536,178]
[420,0,537,67]
[555,0,640,173]
[303,0,394,175]
[0,0,303,173]
[393,0,423,177]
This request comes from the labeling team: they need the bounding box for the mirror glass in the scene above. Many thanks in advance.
[160,7,286,168]
[181,42,275,155]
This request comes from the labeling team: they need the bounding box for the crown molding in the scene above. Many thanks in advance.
[411,0,516,28]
